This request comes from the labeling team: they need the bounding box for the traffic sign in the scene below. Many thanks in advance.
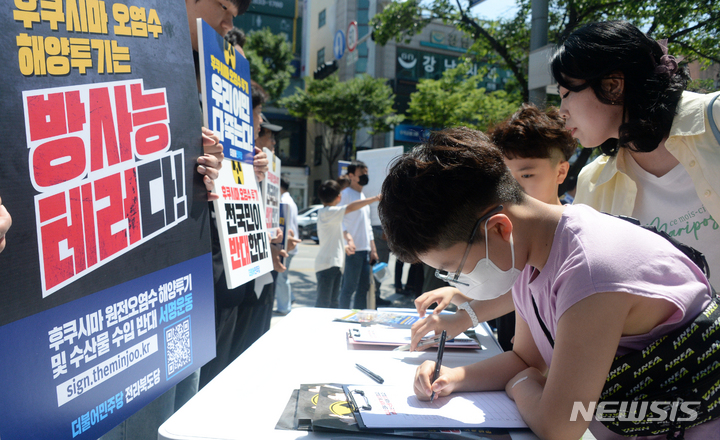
[347,21,358,52]
[345,50,359,67]
[333,30,345,60]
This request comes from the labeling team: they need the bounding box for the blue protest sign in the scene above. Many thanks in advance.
[198,19,256,165]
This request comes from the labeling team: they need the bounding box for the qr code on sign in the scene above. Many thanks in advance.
[164,317,192,378]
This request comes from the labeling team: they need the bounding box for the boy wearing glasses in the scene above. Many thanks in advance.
[411,105,578,351]
[378,127,716,439]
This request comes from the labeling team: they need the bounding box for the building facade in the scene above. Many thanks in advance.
[234,0,311,208]
[301,1,513,203]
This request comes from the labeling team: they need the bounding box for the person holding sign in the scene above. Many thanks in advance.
[101,2,253,440]
[199,80,275,390]
[378,127,719,439]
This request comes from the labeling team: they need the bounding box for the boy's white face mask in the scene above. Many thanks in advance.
[457,219,522,300]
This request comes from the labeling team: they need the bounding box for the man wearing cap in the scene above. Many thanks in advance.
[257,113,282,153]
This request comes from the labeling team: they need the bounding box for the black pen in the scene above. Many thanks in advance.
[429,330,447,402]
[355,363,385,384]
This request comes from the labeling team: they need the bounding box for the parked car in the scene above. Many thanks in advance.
[297,204,322,242]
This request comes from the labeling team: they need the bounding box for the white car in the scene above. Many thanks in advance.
[297,204,323,242]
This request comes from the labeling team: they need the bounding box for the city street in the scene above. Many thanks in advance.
[271,239,416,327]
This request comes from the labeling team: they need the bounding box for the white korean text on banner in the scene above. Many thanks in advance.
[199,19,273,289]
[0,2,217,440]
[263,148,282,234]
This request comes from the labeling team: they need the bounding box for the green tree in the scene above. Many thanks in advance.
[244,28,294,102]
[407,63,521,130]
[371,0,720,102]
[279,75,404,177]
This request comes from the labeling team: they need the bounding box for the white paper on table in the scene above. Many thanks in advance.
[349,385,527,429]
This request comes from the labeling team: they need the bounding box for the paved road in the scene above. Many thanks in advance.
[271,239,417,327]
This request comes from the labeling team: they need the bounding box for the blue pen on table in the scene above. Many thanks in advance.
[429,330,447,402]
[355,363,385,384]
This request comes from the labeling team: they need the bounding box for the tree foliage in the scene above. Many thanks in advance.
[407,64,521,130]
[244,28,295,102]
[371,0,720,102]
[279,75,404,176]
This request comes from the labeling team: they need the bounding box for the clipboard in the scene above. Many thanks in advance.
[342,385,528,431]
[275,385,515,439]
[347,327,482,350]
[344,386,375,431]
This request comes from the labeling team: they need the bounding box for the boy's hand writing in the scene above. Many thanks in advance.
[414,362,458,401]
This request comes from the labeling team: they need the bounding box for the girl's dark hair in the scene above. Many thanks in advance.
[378,127,525,263]
[551,21,689,156]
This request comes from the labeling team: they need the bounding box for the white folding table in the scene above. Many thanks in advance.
[158,307,539,440]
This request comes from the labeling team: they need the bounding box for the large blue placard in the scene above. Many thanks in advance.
[0,254,215,439]
[0,2,217,439]
[198,19,256,165]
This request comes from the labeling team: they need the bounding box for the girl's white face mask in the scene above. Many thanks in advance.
[456,219,522,300]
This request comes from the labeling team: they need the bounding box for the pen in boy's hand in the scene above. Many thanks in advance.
[429,330,447,402]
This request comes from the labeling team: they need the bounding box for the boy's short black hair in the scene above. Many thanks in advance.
[318,180,341,205]
[280,177,290,191]
[379,127,525,263]
[489,104,577,162]
[347,160,367,175]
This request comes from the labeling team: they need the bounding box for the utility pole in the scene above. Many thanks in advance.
[529,0,549,107]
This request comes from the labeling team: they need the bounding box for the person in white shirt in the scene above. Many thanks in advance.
[338,161,379,309]
[275,178,299,314]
